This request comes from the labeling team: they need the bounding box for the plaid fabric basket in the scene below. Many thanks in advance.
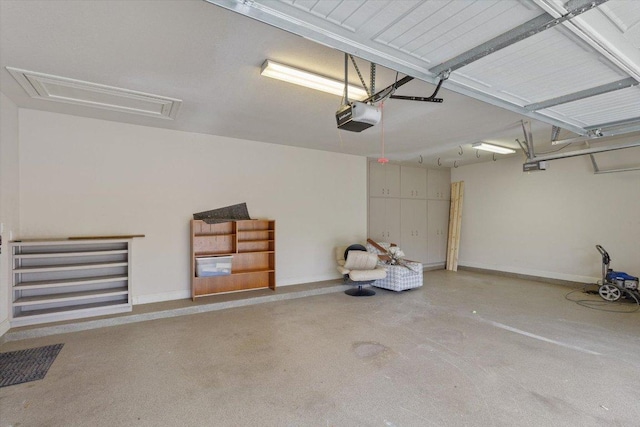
[365,242,423,292]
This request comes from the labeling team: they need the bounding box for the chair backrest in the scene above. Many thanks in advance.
[343,250,379,270]
[336,246,348,265]
[336,244,367,265]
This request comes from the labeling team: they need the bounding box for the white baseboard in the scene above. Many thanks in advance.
[423,262,445,271]
[133,290,191,305]
[278,273,342,287]
[459,261,598,284]
[131,274,342,305]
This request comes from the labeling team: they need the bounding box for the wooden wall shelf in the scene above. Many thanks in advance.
[190,219,276,299]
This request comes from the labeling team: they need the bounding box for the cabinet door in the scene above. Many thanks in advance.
[369,198,401,243]
[427,200,450,264]
[401,166,427,199]
[400,199,428,263]
[427,169,451,200]
[386,198,401,244]
[369,162,386,198]
[385,163,401,198]
[369,162,400,198]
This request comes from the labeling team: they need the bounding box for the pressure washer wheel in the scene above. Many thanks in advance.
[599,283,622,302]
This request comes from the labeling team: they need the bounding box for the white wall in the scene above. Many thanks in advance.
[18,109,367,304]
[451,149,640,283]
[0,92,20,336]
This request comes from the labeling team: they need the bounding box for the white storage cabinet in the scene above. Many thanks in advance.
[400,166,427,199]
[427,200,450,264]
[400,198,428,263]
[368,197,401,243]
[369,162,400,198]
[427,169,451,200]
[368,161,451,268]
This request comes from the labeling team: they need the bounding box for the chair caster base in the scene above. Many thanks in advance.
[345,286,376,297]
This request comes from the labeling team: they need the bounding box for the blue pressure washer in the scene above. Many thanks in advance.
[596,245,639,301]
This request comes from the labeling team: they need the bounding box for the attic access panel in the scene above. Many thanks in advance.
[208,0,640,137]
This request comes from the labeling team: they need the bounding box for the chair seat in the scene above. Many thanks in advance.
[348,267,387,281]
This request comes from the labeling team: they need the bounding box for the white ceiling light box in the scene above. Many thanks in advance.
[7,67,182,120]
[260,60,368,100]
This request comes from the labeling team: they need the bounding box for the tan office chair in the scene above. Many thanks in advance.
[336,244,387,296]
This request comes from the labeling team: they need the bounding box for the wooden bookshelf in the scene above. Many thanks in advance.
[190,219,276,299]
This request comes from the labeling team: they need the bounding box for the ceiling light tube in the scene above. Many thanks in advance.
[472,142,516,154]
[260,59,368,100]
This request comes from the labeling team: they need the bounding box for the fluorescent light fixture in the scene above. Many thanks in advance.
[260,59,368,100]
[472,142,516,154]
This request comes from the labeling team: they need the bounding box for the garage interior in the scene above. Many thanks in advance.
[1,0,639,425]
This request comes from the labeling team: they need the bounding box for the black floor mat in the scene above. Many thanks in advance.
[0,343,64,387]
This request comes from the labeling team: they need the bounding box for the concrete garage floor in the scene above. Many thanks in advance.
[1,270,639,427]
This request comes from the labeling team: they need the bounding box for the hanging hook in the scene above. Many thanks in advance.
[454,160,459,168]
[437,158,442,167]
[493,153,497,161]
[476,149,480,158]
[418,155,423,164]
[458,146,463,156]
